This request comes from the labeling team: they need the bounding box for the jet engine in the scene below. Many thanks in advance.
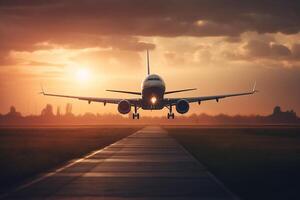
[176,99,189,114]
[118,100,131,114]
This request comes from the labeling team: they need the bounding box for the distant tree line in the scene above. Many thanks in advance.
[0,104,299,125]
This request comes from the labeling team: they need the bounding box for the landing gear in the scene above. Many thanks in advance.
[132,105,140,119]
[167,104,175,119]
[132,113,140,119]
[167,112,175,119]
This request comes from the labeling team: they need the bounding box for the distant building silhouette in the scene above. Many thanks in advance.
[269,106,298,123]
[5,106,22,118]
[41,104,54,118]
[273,106,282,115]
[0,104,298,125]
[65,103,73,116]
[56,106,61,117]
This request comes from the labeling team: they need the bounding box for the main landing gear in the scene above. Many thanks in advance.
[132,105,140,119]
[167,105,175,119]
[133,113,140,119]
[167,112,174,119]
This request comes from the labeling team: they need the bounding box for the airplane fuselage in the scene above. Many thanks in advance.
[141,74,165,110]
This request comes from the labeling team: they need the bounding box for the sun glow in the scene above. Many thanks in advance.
[76,68,90,82]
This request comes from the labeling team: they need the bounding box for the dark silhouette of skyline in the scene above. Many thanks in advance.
[0,104,299,125]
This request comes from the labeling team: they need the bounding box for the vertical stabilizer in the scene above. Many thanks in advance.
[147,50,150,75]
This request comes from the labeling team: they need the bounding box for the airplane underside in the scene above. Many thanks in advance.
[141,103,165,110]
[133,101,175,120]
[131,104,175,119]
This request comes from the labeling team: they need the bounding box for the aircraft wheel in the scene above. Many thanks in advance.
[167,113,174,119]
[133,113,139,119]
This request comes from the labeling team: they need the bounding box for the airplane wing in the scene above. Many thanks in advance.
[165,88,197,94]
[106,89,141,95]
[41,90,140,105]
[166,82,258,105]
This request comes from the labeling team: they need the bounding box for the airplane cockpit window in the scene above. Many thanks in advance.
[147,74,162,81]
[148,77,160,81]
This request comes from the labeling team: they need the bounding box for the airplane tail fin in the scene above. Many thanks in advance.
[147,50,150,75]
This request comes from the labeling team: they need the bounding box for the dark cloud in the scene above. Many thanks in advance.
[270,43,291,57]
[1,0,300,36]
[1,0,300,64]
[244,40,272,58]
[225,36,242,43]
[243,40,293,59]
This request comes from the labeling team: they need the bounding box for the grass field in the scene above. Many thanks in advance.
[167,126,300,200]
[0,126,139,194]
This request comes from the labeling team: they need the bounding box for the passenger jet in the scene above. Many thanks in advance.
[41,51,257,119]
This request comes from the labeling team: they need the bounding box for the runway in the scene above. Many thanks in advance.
[5,126,238,200]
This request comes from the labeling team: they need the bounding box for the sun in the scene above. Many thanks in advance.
[76,68,90,82]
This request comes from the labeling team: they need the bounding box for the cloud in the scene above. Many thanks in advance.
[1,0,300,36]
[225,36,242,43]
[243,40,292,59]
[71,48,143,71]
[1,0,300,69]
[22,61,66,68]
[291,43,300,59]
[221,38,300,69]
[271,43,292,57]
[0,1,300,44]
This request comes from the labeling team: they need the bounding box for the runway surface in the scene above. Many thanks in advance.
[4,126,238,199]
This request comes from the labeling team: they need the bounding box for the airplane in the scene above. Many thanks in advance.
[41,50,258,119]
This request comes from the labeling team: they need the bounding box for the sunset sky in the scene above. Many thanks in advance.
[0,0,300,116]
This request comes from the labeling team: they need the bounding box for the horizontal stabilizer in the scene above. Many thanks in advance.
[165,88,197,94]
[106,89,141,95]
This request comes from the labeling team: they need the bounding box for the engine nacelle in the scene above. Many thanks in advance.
[176,99,190,114]
[118,100,131,114]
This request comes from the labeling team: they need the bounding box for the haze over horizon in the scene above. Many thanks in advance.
[1,0,300,116]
